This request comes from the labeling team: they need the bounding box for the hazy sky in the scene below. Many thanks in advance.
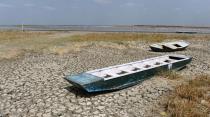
[1,0,210,26]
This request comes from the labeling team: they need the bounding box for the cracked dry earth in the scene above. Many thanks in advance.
[0,40,210,117]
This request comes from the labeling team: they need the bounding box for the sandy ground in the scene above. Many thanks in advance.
[0,38,210,117]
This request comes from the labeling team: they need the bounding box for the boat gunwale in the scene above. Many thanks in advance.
[150,40,190,50]
[87,55,191,80]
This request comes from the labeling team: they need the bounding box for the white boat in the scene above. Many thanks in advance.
[150,40,190,52]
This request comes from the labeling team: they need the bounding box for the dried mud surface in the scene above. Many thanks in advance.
[0,39,210,117]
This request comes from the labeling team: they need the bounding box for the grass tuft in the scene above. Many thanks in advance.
[158,70,182,80]
[164,75,210,117]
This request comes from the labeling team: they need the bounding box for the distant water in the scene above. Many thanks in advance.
[1,25,210,33]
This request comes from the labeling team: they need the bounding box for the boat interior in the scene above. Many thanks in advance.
[87,55,187,80]
[151,41,189,49]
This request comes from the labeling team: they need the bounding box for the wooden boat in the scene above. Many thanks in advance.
[150,40,190,52]
[65,55,192,92]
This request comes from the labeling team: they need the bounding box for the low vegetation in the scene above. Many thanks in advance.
[69,32,210,42]
[0,31,56,59]
[158,70,183,80]
[164,75,210,117]
[1,30,210,60]
[0,31,89,59]
[0,31,53,41]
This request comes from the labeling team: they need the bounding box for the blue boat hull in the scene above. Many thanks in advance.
[65,56,192,92]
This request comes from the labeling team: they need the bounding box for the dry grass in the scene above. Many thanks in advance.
[0,31,92,59]
[0,31,71,59]
[158,70,183,80]
[68,32,210,42]
[0,31,53,41]
[164,75,210,117]
[0,31,56,59]
[46,42,90,55]
[1,31,210,60]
